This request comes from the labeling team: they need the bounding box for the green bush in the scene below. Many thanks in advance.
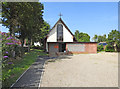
[105,44,115,52]
[15,45,25,57]
[1,32,24,68]
[97,44,104,52]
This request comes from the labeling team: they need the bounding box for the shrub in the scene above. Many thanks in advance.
[97,44,104,52]
[105,44,115,52]
[1,32,24,68]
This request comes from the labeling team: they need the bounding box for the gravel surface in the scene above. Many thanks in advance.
[41,52,118,87]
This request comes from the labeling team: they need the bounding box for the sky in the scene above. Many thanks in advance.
[42,2,118,41]
[1,2,118,41]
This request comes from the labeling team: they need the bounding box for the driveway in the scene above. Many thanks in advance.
[40,52,118,87]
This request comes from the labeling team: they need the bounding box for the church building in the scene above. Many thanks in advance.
[45,17,97,56]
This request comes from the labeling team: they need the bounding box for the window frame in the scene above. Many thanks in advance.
[57,24,63,42]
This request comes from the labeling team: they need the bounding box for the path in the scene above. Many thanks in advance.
[11,56,50,88]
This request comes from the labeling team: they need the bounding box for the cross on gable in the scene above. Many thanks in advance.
[59,13,63,18]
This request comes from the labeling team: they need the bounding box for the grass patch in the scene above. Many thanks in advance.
[2,49,48,88]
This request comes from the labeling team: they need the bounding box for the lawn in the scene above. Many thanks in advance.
[2,49,48,88]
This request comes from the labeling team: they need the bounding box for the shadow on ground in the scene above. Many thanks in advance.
[9,54,73,88]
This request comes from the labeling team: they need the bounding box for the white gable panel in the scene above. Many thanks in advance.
[63,25,73,42]
[47,26,57,42]
[57,21,73,42]
[47,20,73,42]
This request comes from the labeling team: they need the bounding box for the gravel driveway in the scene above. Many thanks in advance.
[40,52,118,87]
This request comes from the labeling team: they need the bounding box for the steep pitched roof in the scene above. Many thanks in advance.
[47,18,75,38]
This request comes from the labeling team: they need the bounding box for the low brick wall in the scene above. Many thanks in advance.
[85,43,97,53]
[48,42,97,57]
[66,42,97,54]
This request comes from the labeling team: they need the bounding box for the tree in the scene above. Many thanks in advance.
[2,2,44,52]
[79,32,90,42]
[75,30,79,41]
[97,35,106,42]
[24,2,44,51]
[32,21,50,46]
[2,2,20,37]
[92,34,106,42]
[74,30,90,42]
[92,34,98,42]
[103,34,106,39]
[2,2,22,57]
[107,29,120,51]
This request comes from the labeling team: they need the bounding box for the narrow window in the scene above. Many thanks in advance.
[57,24,63,41]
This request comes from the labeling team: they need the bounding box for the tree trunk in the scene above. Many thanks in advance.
[20,38,25,57]
[30,39,32,49]
[21,39,24,48]
[114,43,117,52]
[28,38,31,52]
[9,21,15,37]
[11,28,15,37]
[114,46,117,52]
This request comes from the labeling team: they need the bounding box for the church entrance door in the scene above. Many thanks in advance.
[59,43,66,52]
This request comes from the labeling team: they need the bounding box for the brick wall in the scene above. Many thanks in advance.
[85,43,97,53]
[48,42,97,57]
[66,43,97,54]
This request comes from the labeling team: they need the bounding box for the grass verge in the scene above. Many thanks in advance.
[2,49,48,88]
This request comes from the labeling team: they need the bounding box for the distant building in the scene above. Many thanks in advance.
[98,42,107,50]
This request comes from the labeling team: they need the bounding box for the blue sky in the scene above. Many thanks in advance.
[1,2,118,41]
[42,2,118,41]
